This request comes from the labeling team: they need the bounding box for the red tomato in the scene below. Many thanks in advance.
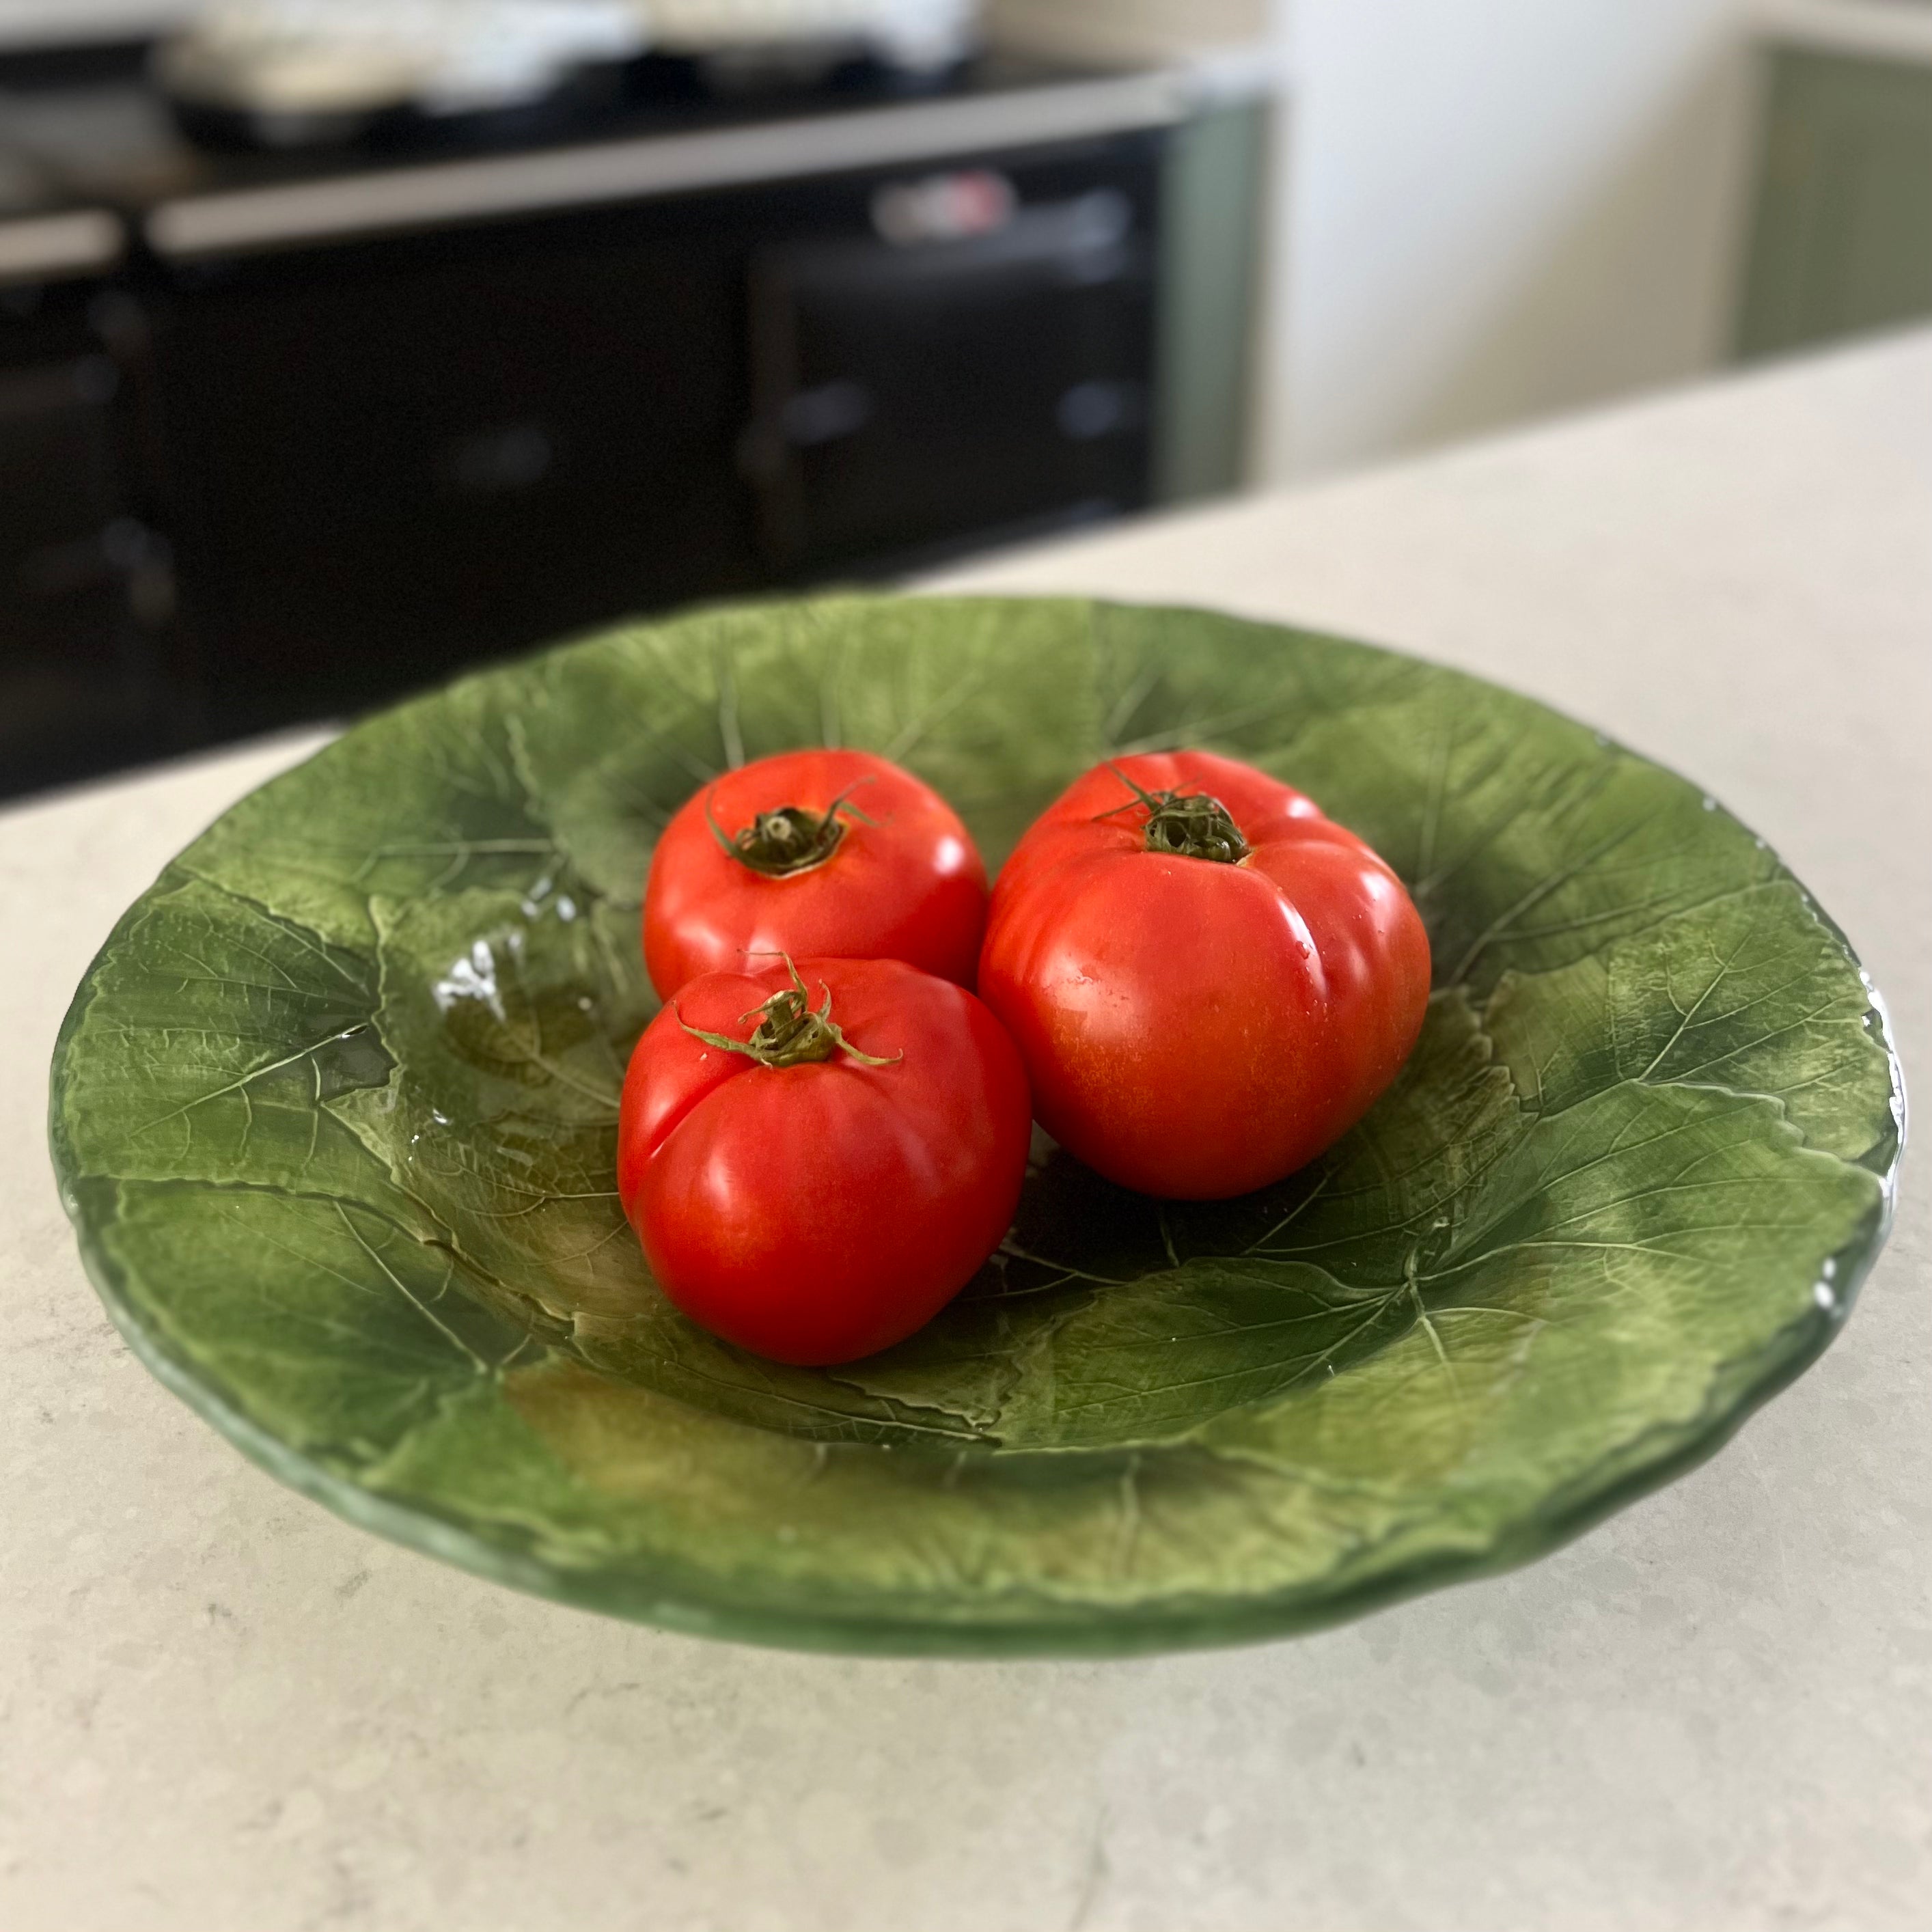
[642,748,986,999]
[617,955,1030,1365]
[978,751,1431,1200]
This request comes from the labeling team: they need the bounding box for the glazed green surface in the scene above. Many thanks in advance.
[49,596,1902,1653]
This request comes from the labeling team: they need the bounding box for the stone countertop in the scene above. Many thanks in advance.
[5,331,1928,1932]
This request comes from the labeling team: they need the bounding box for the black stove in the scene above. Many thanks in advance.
[0,36,1181,801]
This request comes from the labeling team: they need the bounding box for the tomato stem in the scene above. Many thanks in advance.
[1098,767,1252,864]
[704,778,875,877]
[677,957,900,1070]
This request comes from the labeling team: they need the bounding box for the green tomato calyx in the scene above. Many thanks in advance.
[678,957,900,1071]
[705,779,874,877]
[1101,767,1252,865]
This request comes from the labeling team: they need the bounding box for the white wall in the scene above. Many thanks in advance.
[1269,0,1762,480]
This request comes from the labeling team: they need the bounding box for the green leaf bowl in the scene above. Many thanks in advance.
[49,596,1903,1655]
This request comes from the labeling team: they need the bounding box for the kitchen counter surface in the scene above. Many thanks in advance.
[4,331,1928,1932]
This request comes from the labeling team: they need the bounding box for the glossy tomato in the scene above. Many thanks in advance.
[978,750,1430,1200]
[617,955,1030,1365]
[642,747,986,999]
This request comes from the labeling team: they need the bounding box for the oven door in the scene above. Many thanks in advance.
[741,161,1157,573]
[147,203,760,739]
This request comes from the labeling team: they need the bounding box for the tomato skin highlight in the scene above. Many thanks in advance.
[978,751,1431,1200]
[617,956,1031,1366]
[643,748,987,999]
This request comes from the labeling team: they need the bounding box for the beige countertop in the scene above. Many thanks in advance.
[5,331,1929,1932]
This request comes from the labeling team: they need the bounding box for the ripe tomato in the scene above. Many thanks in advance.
[617,956,1030,1365]
[978,751,1431,1200]
[642,748,987,999]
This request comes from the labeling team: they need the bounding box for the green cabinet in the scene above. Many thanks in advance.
[1154,98,1271,500]
[1738,46,1932,360]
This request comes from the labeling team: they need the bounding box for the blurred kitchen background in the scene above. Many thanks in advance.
[2,0,1925,801]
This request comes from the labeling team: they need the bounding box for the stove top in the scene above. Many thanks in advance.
[0,38,1125,224]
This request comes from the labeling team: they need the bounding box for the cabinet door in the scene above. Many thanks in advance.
[1738,49,1932,360]
[1155,98,1267,503]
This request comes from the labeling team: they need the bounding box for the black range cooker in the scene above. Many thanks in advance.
[0,40,1214,801]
